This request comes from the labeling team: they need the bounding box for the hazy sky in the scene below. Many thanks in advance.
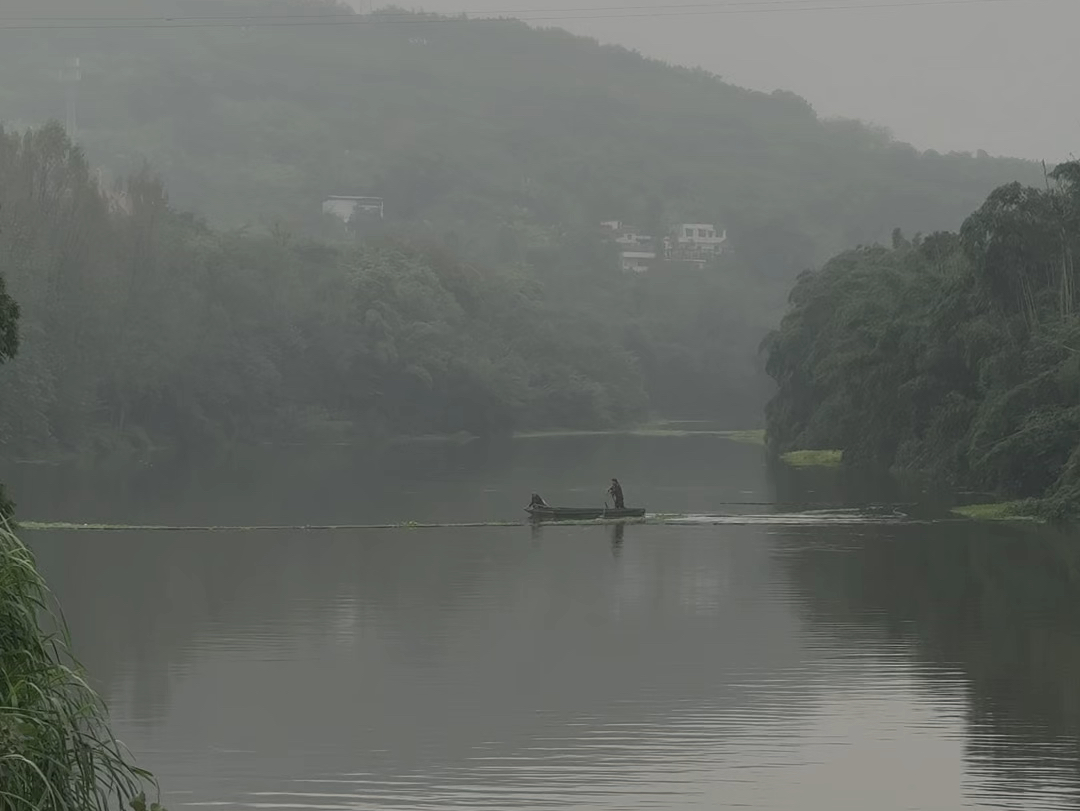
[346,0,1078,162]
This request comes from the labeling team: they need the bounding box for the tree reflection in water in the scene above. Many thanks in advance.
[775,520,1080,800]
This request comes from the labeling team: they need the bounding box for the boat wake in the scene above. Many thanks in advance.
[659,508,916,526]
[20,508,923,533]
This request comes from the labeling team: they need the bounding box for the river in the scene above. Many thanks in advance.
[6,431,1080,810]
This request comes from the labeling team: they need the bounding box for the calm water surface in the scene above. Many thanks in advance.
[8,433,1080,810]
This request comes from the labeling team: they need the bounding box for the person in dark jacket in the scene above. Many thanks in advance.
[529,493,550,509]
[608,478,625,509]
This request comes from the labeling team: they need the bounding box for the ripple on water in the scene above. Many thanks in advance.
[172,668,1041,810]
[54,525,1080,811]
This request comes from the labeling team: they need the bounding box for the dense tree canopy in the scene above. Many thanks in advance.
[0,123,783,456]
[764,160,1080,514]
[0,0,1046,434]
[0,196,18,517]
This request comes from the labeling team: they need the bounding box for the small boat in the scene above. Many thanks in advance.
[525,505,646,521]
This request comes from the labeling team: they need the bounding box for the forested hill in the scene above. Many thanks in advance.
[0,0,1042,263]
[0,0,1054,455]
[764,161,1080,516]
[0,124,658,456]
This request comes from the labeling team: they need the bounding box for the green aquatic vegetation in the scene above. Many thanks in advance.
[781,450,844,468]
[951,502,1041,522]
[0,523,163,809]
[19,520,532,532]
[19,522,173,532]
[20,522,112,531]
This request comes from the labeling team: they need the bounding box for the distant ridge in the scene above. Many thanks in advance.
[0,0,1042,261]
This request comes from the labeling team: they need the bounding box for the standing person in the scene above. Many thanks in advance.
[608,478,625,510]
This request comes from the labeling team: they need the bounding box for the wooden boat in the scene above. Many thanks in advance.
[525,505,646,521]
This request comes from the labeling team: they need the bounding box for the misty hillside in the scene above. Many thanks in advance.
[0,0,1043,264]
[0,0,1056,446]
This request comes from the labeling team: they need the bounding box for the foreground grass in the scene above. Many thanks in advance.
[780,449,844,468]
[0,521,163,810]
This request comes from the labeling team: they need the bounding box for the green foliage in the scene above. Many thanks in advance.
[0,189,17,519]
[129,793,166,811]
[0,522,161,809]
[0,123,667,452]
[0,485,12,524]
[0,1,1045,434]
[0,256,16,365]
[765,162,1080,514]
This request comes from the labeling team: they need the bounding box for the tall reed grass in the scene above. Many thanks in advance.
[0,521,162,810]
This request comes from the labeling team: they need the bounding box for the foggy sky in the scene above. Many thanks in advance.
[346,0,1078,162]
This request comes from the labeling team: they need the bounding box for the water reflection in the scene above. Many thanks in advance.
[34,525,835,809]
[32,519,1080,810]
[4,433,774,527]
[774,521,1080,809]
[610,522,625,557]
[16,436,1080,810]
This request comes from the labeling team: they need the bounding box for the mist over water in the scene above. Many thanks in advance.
[1,2,1079,808]
[15,434,1080,811]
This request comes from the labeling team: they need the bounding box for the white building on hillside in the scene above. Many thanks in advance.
[620,251,656,273]
[601,220,658,272]
[674,223,726,251]
[323,195,384,222]
[666,223,728,264]
[601,220,651,245]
